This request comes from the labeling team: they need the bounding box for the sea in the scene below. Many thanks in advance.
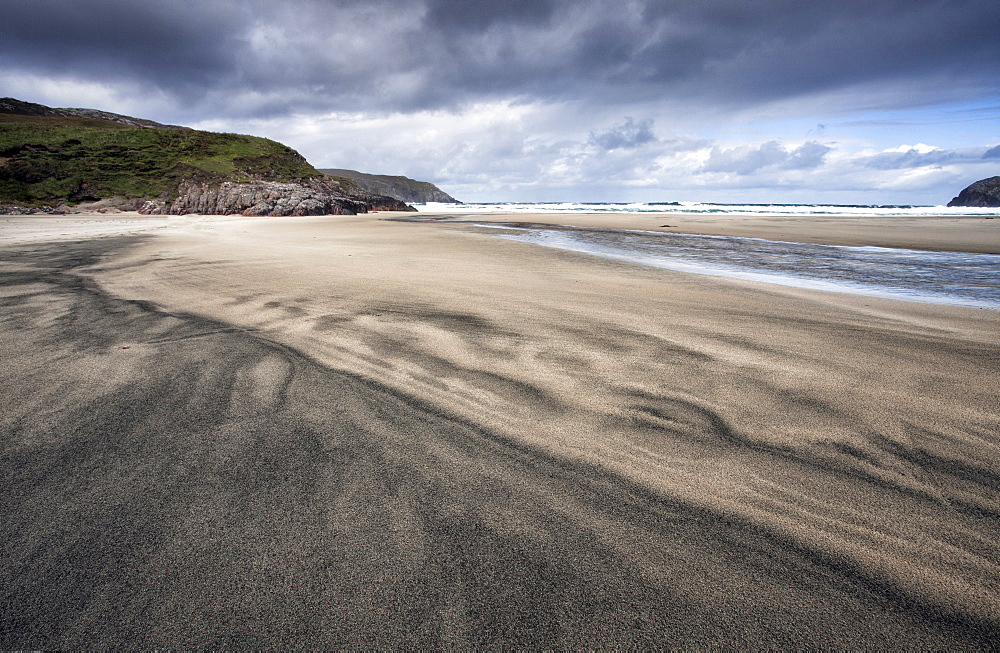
[409,202,1000,309]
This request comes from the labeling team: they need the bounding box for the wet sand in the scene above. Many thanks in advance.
[416,209,1000,253]
[1,211,998,648]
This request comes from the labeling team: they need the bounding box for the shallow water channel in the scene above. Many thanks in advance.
[475,221,1000,308]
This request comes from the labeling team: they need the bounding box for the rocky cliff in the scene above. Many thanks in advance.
[948,176,1000,207]
[0,98,415,215]
[319,168,459,203]
[138,178,411,216]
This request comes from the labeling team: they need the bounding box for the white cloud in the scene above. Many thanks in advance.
[701,141,833,175]
[886,143,939,154]
[190,100,996,205]
[0,71,167,117]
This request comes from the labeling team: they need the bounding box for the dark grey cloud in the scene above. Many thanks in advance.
[426,0,557,30]
[1,0,998,121]
[0,0,246,96]
[632,1,1000,101]
[588,118,656,151]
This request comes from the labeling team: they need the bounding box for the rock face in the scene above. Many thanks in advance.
[319,168,459,203]
[948,176,1000,207]
[139,179,413,216]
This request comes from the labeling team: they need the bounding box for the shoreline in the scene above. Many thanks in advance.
[4,209,1000,253]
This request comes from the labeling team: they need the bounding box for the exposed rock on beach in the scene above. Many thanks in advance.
[138,179,412,216]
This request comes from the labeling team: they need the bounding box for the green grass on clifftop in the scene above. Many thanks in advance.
[0,114,320,205]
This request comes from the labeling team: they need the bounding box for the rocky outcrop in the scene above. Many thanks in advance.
[138,179,414,216]
[0,203,69,215]
[948,176,1000,207]
[319,168,459,203]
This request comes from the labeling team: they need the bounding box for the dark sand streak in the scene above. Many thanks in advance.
[0,237,996,648]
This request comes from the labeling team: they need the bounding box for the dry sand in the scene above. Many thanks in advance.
[1,210,998,648]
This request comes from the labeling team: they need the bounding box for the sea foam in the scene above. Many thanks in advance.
[414,201,1000,217]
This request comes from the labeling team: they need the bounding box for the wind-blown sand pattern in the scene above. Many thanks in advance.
[1,212,998,648]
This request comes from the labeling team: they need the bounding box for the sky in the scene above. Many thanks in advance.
[2,0,998,204]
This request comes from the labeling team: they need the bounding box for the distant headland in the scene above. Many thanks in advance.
[0,98,451,215]
[319,169,458,204]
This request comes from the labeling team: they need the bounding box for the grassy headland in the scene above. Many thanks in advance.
[319,168,459,203]
[0,113,320,206]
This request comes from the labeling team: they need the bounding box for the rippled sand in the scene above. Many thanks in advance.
[1,211,998,648]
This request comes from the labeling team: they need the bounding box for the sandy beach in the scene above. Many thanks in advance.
[1,210,998,648]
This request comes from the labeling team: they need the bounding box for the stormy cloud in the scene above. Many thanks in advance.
[1,0,997,202]
[3,0,998,118]
[589,118,657,151]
